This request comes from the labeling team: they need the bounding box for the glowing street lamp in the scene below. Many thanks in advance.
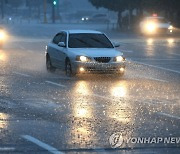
[53,0,57,6]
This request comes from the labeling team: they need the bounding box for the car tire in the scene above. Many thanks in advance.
[46,55,56,73]
[65,60,75,77]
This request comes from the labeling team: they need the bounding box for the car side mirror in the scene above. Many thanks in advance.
[113,42,120,48]
[58,42,66,47]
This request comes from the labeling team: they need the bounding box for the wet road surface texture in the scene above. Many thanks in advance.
[0,23,179,153]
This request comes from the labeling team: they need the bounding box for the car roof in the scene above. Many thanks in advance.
[64,30,103,34]
[145,16,164,19]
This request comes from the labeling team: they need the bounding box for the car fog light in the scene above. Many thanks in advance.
[79,67,85,72]
[120,67,125,72]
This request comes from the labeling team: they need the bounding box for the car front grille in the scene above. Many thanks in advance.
[158,28,168,33]
[94,57,111,63]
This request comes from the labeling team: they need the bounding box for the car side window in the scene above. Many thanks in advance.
[52,33,63,44]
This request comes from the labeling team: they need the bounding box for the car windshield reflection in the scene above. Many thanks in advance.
[68,33,114,48]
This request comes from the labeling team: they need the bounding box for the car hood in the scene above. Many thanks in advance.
[68,48,123,57]
[157,23,170,28]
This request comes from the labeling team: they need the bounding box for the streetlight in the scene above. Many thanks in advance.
[52,0,57,23]
[53,0,57,6]
[43,0,47,23]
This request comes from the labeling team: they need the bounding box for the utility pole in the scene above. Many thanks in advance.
[52,0,57,23]
[43,0,47,23]
[52,3,55,23]
[57,0,60,20]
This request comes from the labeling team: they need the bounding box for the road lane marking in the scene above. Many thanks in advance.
[0,147,15,151]
[27,49,45,54]
[132,58,180,61]
[45,81,66,88]
[14,98,51,102]
[141,77,168,83]
[144,101,166,105]
[171,53,180,56]
[158,112,180,120]
[22,135,64,154]
[0,99,14,108]
[14,38,49,43]
[20,46,25,50]
[13,71,31,77]
[89,93,123,102]
[131,60,180,74]
[27,50,34,53]
[47,76,73,80]
[24,99,60,108]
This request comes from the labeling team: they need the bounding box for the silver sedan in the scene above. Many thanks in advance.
[45,30,126,77]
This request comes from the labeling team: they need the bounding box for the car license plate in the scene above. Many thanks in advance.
[96,64,112,69]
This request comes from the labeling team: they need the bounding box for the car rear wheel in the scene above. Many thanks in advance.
[65,60,75,77]
[46,55,56,73]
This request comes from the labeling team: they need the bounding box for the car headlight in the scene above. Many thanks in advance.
[114,56,125,62]
[0,31,6,40]
[146,22,156,32]
[76,56,91,62]
[168,25,173,30]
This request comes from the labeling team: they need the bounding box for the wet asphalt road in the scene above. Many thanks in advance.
[0,23,179,153]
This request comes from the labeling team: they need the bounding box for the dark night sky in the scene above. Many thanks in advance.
[60,0,95,10]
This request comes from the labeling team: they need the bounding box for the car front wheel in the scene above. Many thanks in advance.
[46,55,56,73]
[65,60,75,77]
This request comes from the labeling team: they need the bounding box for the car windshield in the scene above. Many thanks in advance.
[68,33,114,48]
